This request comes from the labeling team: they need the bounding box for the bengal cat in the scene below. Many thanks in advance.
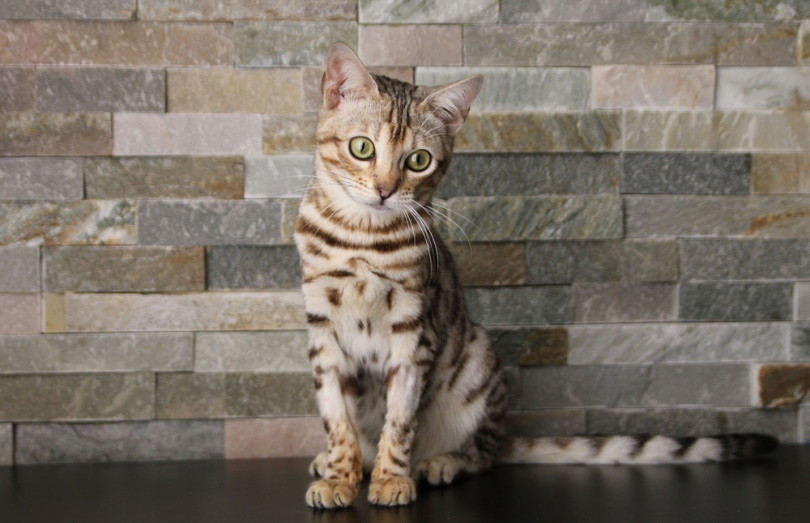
[293,43,778,509]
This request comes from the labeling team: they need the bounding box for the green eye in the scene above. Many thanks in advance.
[406,150,432,172]
[349,137,375,160]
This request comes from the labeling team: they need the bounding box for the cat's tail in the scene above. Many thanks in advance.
[497,433,779,465]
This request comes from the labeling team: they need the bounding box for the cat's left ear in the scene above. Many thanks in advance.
[421,75,483,133]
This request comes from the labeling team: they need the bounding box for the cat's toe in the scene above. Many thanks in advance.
[305,479,358,509]
[308,451,329,478]
[368,476,416,506]
[415,456,462,485]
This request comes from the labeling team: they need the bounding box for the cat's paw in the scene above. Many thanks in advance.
[305,479,358,509]
[308,451,329,478]
[414,456,463,485]
[368,476,417,506]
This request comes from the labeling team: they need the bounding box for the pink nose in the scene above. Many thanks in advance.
[377,187,393,200]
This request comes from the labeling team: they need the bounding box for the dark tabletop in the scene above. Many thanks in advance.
[1,445,808,523]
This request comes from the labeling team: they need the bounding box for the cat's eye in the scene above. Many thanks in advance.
[405,150,432,172]
[349,137,375,160]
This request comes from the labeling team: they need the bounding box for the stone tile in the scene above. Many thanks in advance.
[752,154,810,194]
[85,156,244,199]
[624,110,810,152]
[592,65,714,109]
[679,282,793,322]
[0,373,154,422]
[262,114,319,155]
[43,246,205,292]
[359,25,462,66]
[167,69,302,114]
[0,113,111,156]
[360,0,497,23]
[138,200,283,246]
[114,114,262,156]
[525,240,679,284]
[803,22,810,65]
[464,286,572,326]
[626,196,810,238]
[0,294,39,335]
[0,21,232,66]
[140,0,356,20]
[234,21,356,67]
[156,373,226,419]
[416,67,589,111]
[207,246,301,290]
[0,200,136,246]
[488,328,568,367]
[225,373,317,417]
[757,364,810,408]
[456,112,622,153]
[791,323,810,361]
[195,331,309,373]
[60,291,305,332]
[0,246,38,292]
[681,239,810,281]
[43,293,65,334]
[244,155,313,199]
[0,333,193,373]
[568,323,788,364]
[501,0,646,22]
[717,67,810,110]
[440,196,623,241]
[622,153,750,195]
[800,407,810,443]
[36,68,164,112]
[0,67,35,111]
[0,158,83,200]
[797,284,810,321]
[505,410,587,437]
[280,199,302,243]
[587,408,796,442]
[573,283,677,323]
[438,153,621,198]
[0,423,11,466]
[647,0,810,21]
[447,243,526,286]
[0,0,136,20]
[225,417,324,459]
[652,364,752,407]
[15,421,223,465]
[464,23,796,66]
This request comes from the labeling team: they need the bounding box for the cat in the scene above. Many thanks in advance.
[293,43,778,509]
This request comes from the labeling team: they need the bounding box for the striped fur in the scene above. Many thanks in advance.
[296,44,778,510]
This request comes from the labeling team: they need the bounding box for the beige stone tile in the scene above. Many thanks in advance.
[359,25,463,66]
[225,417,324,459]
[0,294,39,334]
[752,154,810,194]
[0,113,111,156]
[592,65,714,108]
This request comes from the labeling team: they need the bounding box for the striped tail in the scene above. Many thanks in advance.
[498,434,779,465]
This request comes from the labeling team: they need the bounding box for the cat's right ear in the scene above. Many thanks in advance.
[322,43,378,110]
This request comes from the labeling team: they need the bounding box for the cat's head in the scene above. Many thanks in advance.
[313,43,482,224]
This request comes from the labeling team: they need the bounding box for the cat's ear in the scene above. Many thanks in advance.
[422,75,483,133]
[322,43,378,110]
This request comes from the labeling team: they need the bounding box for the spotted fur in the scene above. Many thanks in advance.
[295,44,778,510]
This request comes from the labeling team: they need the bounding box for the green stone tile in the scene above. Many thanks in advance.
[226,373,317,417]
[647,0,810,21]
[234,21,356,67]
[156,373,227,419]
[360,0,498,23]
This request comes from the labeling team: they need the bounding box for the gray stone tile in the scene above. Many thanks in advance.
[790,323,810,361]
[573,283,677,322]
[140,0,356,21]
[234,21,356,67]
[225,373,317,417]
[0,294,38,335]
[0,373,154,422]
[0,423,11,466]
[801,407,810,443]
[156,373,226,419]
[15,421,223,465]
[568,323,788,364]
[441,196,622,241]
[85,156,244,199]
[43,246,205,292]
[464,286,572,326]
[416,67,589,111]
[488,328,568,366]
[36,67,164,112]
[505,409,587,437]
[622,153,750,195]
[680,239,810,280]
[652,364,751,407]
[138,200,283,246]
[195,331,309,373]
[0,67,35,111]
[0,246,39,292]
[796,284,810,321]
[526,240,679,284]
[360,0,497,23]
[587,408,797,442]
[717,67,810,110]
[437,153,621,198]
[647,0,810,22]
[679,282,793,322]
[626,196,810,238]
[0,333,193,373]
[0,157,83,200]
[0,0,136,19]
[207,246,300,290]
[244,155,313,199]
[502,0,645,22]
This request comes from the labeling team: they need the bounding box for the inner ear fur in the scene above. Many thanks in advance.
[322,42,378,110]
[421,76,483,133]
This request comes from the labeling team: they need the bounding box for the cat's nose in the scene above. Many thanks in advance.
[377,187,394,200]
